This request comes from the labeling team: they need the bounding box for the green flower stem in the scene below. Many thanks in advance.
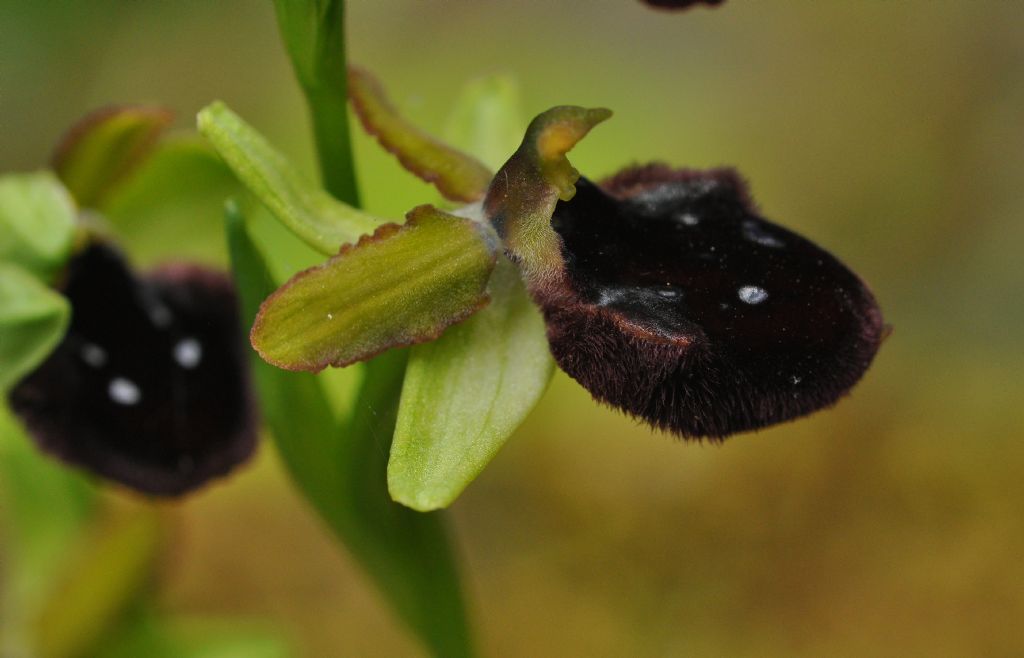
[307,85,360,206]
[273,0,360,206]
[271,2,473,655]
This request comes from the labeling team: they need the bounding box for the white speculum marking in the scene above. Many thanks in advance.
[742,221,784,248]
[738,285,768,305]
[108,377,142,406]
[80,342,108,368]
[173,337,203,369]
[675,212,700,226]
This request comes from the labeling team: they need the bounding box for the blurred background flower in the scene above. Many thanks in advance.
[2,1,1023,655]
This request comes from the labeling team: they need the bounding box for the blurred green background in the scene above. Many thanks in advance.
[3,1,1024,656]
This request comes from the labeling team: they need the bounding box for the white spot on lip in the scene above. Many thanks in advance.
[108,377,141,406]
[81,343,108,368]
[656,286,681,299]
[675,212,699,226]
[173,338,202,369]
[742,220,784,248]
[738,285,768,305]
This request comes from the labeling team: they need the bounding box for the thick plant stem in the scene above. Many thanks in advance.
[273,0,360,206]
[308,86,360,205]
[270,1,473,655]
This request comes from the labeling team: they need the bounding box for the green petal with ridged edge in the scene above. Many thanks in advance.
[484,105,611,285]
[349,66,494,203]
[0,263,70,392]
[52,105,173,209]
[252,205,498,372]
[391,257,554,511]
[197,102,383,255]
[0,172,77,284]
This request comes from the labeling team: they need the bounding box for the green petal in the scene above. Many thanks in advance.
[0,172,77,283]
[226,204,472,658]
[0,263,70,393]
[52,105,173,209]
[484,106,611,285]
[390,258,554,511]
[197,102,383,255]
[251,205,497,372]
[349,66,494,202]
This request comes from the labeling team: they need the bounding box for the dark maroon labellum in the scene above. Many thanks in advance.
[539,165,885,439]
[8,243,256,496]
[641,0,725,11]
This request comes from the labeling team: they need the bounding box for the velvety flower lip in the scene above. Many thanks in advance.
[8,242,257,496]
[641,0,725,11]
[520,163,886,439]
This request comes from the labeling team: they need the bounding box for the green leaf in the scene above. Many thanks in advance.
[444,75,525,172]
[484,106,611,285]
[30,506,163,658]
[391,258,554,511]
[0,262,70,392]
[197,102,382,255]
[348,66,494,202]
[52,105,173,208]
[251,205,497,372]
[0,171,77,283]
[226,203,472,658]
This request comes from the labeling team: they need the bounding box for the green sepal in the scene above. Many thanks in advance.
[0,172,77,283]
[0,262,70,393]
[52,105,173,209]
[101,135,244,266]
[226,203,472,658]
[484,106,611,285]
[444,74,525,172]
[390,257,554,511]
[197,102,383,255]
[251,205,498,372]
[349,66,494,203]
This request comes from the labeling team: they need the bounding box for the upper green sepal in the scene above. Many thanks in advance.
[251,205,499,372]
[0,171,78,283]
[348,66,494,203]
[484,106,611,285]
[52,105,173,209]
[197,102,384,254]
[0,262,70,392]
[444,74,525,172]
